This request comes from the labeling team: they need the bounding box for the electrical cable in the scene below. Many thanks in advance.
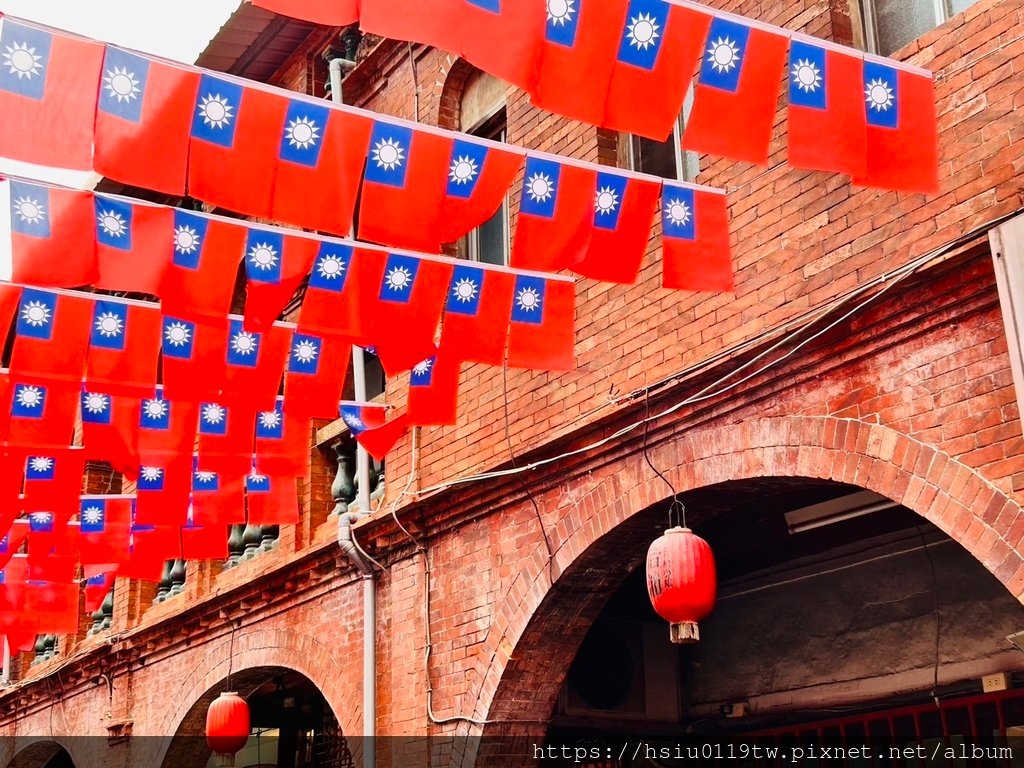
[642,389,686,530]
[917,525,943,708]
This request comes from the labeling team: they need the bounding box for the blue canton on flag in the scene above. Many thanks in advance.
[199,402,229,436]
[81,391,112,425]
[0,21,51,99]
[244,229,284,284]
[91,300,128,350]
[162,316,197,359]
[339,405,368,435]
[365,122,412,187]
[79,500,106,534]
[546,0,581,45]
[227,319,261,368]
[11,383,46,419]
[246,471,271,493]
[699,17,750,92]
[171,210,209,269]
[466,0,501,12]
[25,455,56,481]
[309,243,352,292]
[139,394,171,431]
[98,47,149,122]
[137,466,165,492]
[288,336,322,374]
[521,157,561,219]
[593,172,627,230]
[256,403,285,440]
[410,357,436,387]
[446,264,484,316]
[863,60,899,129]
[280,98,329,167]
[16,288,56,340]
[379,254,419,303]
[94,195,135,251]
[191,73,243,147]
[511,275,546,325]
[616,0,669,70]
[446,140,488,199]
[9,180,51,238]
[788,40,827,109]
[661,185,696,241]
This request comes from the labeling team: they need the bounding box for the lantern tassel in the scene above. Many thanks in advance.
[669,621,700,644]
[212,755,236,768]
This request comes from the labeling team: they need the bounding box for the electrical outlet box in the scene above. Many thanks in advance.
[983,673,1010,692]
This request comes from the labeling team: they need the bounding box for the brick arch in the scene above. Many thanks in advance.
[3,740,71,768]
[464,416,1024,764]
[435,56,481,131]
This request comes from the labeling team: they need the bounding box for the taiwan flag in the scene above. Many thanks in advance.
[25,509,76,564]
[24,580,79,635]
[250,0,359,25]
[246,470,300,526]
[0,18,103,170]
[786,42,867,178]
[4,378,79,449]
[242,227,318,331]
[191,463,245,526]
[270,99,373,236]
[659,184,733,292]
[603,0,711,140]
[10,288,93,385]
[407,352,462,426]
[77,498,132,566]
[359,0,463,60]
[438,264,514,366]
[22,451,85,519]
[83,571,114,614]
[298,244,386,346]
[160,210,246,320]
[180,510,229,561]
[80,390,140,475]
[531,0,628,126]
[340,404,405,461]
[3,180,97,287]
[0,523,29,571]
[282,332,352,419]
[94,46,201,196]
[188,73,289,218]
[159,314,229,402]
[358,121,454,251]
[573,172,661,284]
[94,195,174,296]
[434,139,522,247]
[854,62,939,194]
[510,156,597,273]
[134,460,192,528]
[506,275,575,371]
[370,253,453,375]
[196,401,256,479]
[683,17,790,165]
[459,0,546,92]
[137,391,199,464]
[253,402,309,476]
[221,319,293,410]
[86,300,163,397]
[121,521,180,581]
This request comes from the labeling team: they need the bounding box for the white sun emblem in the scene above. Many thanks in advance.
[173,225,201,255]
[412,358,433,377]
[15,386,43,409]
[791,59,822,92]
[94,311,124,337]
[198,93,233,128]
[29,456,53,473]
[82,506,104,525]
[453,277,479,303]
[231,330,258,356]
[626,13,660,50]
[285,116,320,149]
[248,471,268,484]
[516,287,542,313]
[293,339,318,364]
[595,186,620,215]
[316,254,345,279]
[164,321,191,347]
[20,300,51,327]
[98,210,128,239]
[142,398,168,420]
[547,0,576,25]
[2,41,43,79]
[248,242,278,271]
[449,155,479,185]
[194,470,217,484]
[141,466,163,482]
[707,37,741,73]
[865,78,894,111]
[664,198,692,227]
[343,411,364,430]
[13,196,45,225]
[527,172,555,204]
[385,266,413,292]
[30,511,52,524]
[83,393,109,414]
[372,137,405,171]
[202,403,226,424]
[259,410,281,429]
[103,66,140,102]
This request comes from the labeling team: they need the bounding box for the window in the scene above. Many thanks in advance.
[458,72,508,267]
[860,0,983,55]
[627,87,698,182]
[989,216,1024,440]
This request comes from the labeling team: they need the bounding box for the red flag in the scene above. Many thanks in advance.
[83,571,115,614]
[0,521,29,571]
[459,0,545,92]
[191,465,246,526]
[249,0,359,25]
[370,254,453,375]
[196,401,256,479]
[188,74,289,218]
[659,185,733,292]
[134,459,192,528]
[271,102,372,236]
[434,138,523,247]
[0,18,103,170]
[80,390,140,476]
[786,42,867,178]
[242,228,318,331]
[24,580,79,635]
[253,402,309,476]
[530,0,626,125]
[573,172,661,284]
[122,520,181,580]
[358,121,454,251]
[407,352,462,426]
[603,1,711,140]
[3,376,80,449]
[25,512,78,570]
[359,0,463,58]
[10,288,92,386]
[506,275,575,371]
[282,332,351,419]
[21,450,86,519]
[510,156,597,272]
[854,63,938,194]
[222,319,292,411]
[77,498,132,565]
[683,19,790,165]
[136,392,199,465]
[160,211,245,320]
[298,244,386,346]
[94,46,201,196]
[94,196,173,296]
[159,314,229,402]
[180,517,229,560]
[4,180,97,287]
[438,265,514,366]
[86,300,163,397]
[340,405,405,461]
[245,470,300,525]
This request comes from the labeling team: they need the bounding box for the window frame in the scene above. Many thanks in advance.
[461,104,510,267]
[625,85,699,183]
[860,0,957,55]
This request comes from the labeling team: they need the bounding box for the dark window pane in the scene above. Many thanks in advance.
[871,0,938,55]
[631,133,678,180]
[475,207,506,266]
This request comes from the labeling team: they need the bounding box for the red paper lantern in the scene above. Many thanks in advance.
[206,691,250,758]
[646,527,716,644]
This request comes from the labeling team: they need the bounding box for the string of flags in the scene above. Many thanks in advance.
[248,0,939,194]
[0,15,733,288]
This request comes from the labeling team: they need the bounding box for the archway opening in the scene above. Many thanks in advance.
[7,743,74,768]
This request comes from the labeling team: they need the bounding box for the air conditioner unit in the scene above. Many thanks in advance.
[559,619,680,722]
